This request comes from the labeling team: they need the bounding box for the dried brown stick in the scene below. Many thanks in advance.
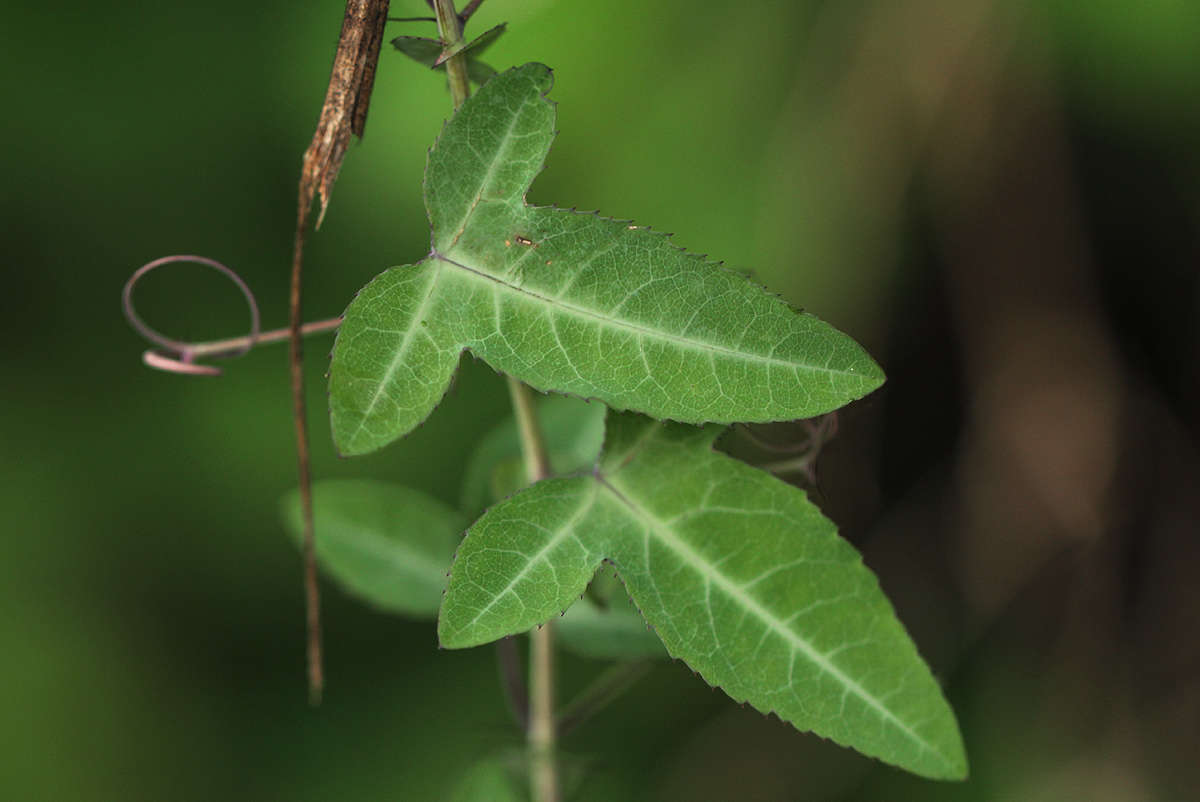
[292,0,391,704]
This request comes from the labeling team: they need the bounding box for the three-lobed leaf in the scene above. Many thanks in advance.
[459,392,664,659]
[315,55,952,779]
[328,63,884,456]
[439,411,966,780]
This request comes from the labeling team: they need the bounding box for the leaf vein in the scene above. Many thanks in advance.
[598,475,938,758]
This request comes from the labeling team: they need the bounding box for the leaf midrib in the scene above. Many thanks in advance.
[450,482,599,636]
[346,260,444,451]
[596,472,949,770]
[439,99,530,252]
[432,252,869,381]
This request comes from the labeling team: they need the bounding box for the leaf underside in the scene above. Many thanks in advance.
[439,411,967,780]
[328,63,884,456]
[281,479,463,617]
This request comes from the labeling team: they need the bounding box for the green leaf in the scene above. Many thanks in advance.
[462,22,506,57]
[436,22,507,65]
[439,412,966,780]
[329,63,884,456]
[391,36,442,68]
[392,33,500,87]
[281,479,463,617]
[459,393,605,515]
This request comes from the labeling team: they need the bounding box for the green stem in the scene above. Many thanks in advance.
[432,2,559,799]
[506,380,553,484]
[528,618,559,802]
[506,375,560,802]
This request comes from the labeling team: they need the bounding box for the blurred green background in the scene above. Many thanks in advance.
[3,0,1198,799]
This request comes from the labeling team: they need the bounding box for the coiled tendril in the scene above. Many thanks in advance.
[122,254,339,376]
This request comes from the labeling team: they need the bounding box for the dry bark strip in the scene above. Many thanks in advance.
[291,0,391,702]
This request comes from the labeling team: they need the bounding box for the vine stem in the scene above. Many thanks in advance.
[433,2,559,799]
[180,318,343,362]
[289,212,322,704]
[433,0,472,112]
[508,379,559,802]
[507,380,553,483]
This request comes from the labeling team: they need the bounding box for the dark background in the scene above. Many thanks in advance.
[3,1,1198,799]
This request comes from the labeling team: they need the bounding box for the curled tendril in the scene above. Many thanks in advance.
[742,413,840,484]
[738,413,839,454]
[122,254,262,377]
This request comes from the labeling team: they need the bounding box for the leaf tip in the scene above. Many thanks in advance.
[859,353,887,394]
[932,726,970,781]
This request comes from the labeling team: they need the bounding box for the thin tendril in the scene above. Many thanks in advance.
[122,254,342,376]
[737,413,839,455]
[122,255,261,376]
[745,413,840,484]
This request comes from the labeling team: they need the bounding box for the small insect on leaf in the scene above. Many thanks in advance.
[514,236,534,246]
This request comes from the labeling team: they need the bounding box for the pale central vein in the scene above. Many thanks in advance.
[431,253,864,378]
[456,483,599,633]
[440,105,528,252]
[596,475,938,758]
[348,260,443,447]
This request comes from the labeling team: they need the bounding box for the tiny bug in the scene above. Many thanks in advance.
[514,235,535,246]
